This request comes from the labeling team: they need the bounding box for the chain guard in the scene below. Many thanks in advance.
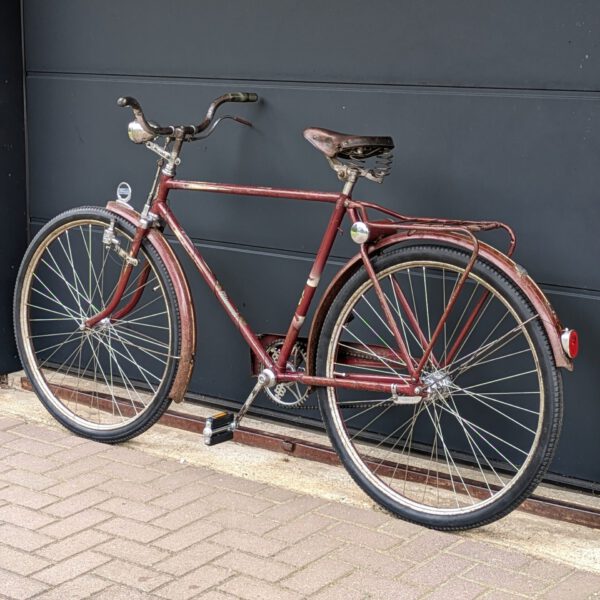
[260,340,311,407]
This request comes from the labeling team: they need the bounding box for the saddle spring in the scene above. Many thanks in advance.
[340,148,394,184]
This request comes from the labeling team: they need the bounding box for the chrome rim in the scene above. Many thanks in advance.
[325,260,544,515]
[19,218,174,430]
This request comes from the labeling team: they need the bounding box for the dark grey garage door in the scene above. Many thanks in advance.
[23,0,600,487]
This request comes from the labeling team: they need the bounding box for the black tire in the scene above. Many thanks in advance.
[14,206,181,443]
[316,244,562,530]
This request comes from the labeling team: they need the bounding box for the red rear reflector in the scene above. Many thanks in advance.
[561,329,578,359]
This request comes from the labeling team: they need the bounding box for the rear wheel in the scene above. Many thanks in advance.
[316,245,562,530]
[14,206,181,443]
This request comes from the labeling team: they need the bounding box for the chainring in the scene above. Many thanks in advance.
[260,339,311,407]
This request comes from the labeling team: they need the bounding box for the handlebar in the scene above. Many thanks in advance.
[117,92,259,140]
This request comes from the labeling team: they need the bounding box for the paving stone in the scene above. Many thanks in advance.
[339,570,423,600]
[98,478,165,502]
[258,486,300,504]
[34,573,110,599]
[259,495,326,522]
[0,545,51,576]
[151,466,211,490]
[0,416,26,430]
[0,429,19,443]
[267,512,334,543]
[0,523,54,551]
[150,482,215,509]
[2,452,62,474]
[0,468,58,490]
[52,434,90,448]
[277,534,344,568]
[203,488,275,514]
[154,564,230,599]
[155,541,228,576]
[520,558,574,582]
[204,508,280,535]
[96,537,170,566]
[282,557,354,595]
[540,570,600,599]
[200,592,240,600]
[150,498,213,530]
[151,519,222,551]
[209,528,288,558]
[0,446,17,460]
[93,585,163,600]
[0,568,49,599]
[464,563,552,596]
[377,517,423,539]
[4,437,62,457]
[451,539,533,570]
[49,441,108,463]
[0,504,55,529]
[204,471,267,494]
[402,553,477,589]
[95,559,172,592]
[482,592,534,599]
[391,529,459,561]
[214,549,296,582]
[39,508,110,539]
[97,496,166,522]
[325,521,400,550]
[98,444,162,466]
[43,472,109,498]
[44,488,111,517]
[99,460,162,483]
[149,457,190,473]
[37,529,110,561]
[96,516,169,543]
[9,423,65,442]
[311,585,366,600]
[331,544,412,577]
[0,484,59,509]
[316,501,391,529]
[421,576,489,599]
[44,455,110,480]
[33,550,110,585]
[218,574,303,600]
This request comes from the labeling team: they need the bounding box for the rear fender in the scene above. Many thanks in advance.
[306,232,572,375]
[106,201,196,402]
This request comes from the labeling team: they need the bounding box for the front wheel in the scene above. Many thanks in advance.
[316,245,562,530]
[14,206,181,443]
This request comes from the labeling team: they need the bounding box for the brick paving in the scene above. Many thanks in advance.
[0,414,599,599]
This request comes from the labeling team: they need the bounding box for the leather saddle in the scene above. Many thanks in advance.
[303,127,394,160]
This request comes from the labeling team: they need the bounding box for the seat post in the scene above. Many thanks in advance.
[341,169,359,197]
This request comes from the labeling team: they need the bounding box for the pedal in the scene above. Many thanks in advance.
[203,411,235,446]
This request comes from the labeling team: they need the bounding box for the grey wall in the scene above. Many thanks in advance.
[23,1,600,486]
[1,1,27,373]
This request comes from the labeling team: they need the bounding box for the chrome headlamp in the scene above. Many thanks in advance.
[127,120,155,144]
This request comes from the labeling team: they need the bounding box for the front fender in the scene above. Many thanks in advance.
[307,232,572,375]
[106,201,197,402]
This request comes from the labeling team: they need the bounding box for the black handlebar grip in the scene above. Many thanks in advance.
[117,96,142,110]
[229,92,259,103]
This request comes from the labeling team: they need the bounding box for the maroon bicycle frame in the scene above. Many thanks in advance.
[88,169,566,399]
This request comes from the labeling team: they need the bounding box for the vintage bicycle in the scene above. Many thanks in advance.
[14,93,578,530]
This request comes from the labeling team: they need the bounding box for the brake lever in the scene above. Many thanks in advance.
[232,116,252,127]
